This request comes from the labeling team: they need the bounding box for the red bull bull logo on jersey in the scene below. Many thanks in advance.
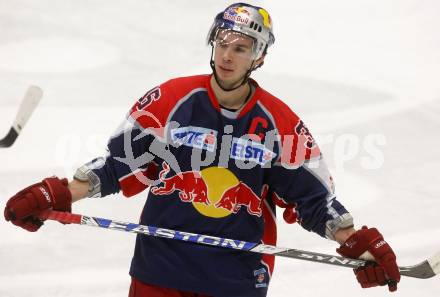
[151,162,265,218]
[215,182,266,217]
[151,162,210,205]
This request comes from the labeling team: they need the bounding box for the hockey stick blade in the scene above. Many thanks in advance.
[0,128,19,148]
[398,251,440,279]
[40,210,439,279]
[0,86,42,148]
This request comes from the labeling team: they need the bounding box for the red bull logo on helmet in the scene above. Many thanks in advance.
[224,6,250,25]
[233,7,251,16]
[151,162,265,218]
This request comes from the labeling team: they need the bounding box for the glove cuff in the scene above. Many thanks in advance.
[336,226,382,259]
[43,177,72,212]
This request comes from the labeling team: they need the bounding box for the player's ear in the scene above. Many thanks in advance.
[254,54,266,69]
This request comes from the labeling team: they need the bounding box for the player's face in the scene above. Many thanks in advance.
[212,30,257,88]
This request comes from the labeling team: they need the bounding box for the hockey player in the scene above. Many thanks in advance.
[3,3,400,297]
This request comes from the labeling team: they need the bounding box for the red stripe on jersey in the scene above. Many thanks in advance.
[130,75,211,132]
[261,196,277,276]
[271,191,289,207]
[119,163,158,197]
[205,75,263,118]
[206,75,221,112]
[271,191,298,224]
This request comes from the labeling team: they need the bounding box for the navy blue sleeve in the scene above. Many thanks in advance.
[268,156,353,239]
[84,115,159,198]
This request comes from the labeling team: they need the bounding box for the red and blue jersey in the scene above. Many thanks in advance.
[85,74,352,296]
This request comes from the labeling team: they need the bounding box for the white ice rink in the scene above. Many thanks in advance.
[1,0,439,296]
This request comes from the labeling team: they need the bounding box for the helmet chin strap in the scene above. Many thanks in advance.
[209,45,255,92]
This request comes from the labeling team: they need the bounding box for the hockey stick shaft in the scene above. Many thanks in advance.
[40,210,439,279]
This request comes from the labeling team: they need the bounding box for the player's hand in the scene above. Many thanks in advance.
[4,176,72,232]
[336,226,400,292]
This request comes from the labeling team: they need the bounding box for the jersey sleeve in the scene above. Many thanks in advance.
[78,82,177,198]
[266,100,353,240]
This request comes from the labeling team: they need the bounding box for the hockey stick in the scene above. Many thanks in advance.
[40,210,439,279]
[0,86,43,148]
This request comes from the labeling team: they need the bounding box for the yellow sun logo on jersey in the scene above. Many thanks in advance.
[151,163,265,218]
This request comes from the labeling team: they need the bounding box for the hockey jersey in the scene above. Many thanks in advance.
[84,74,352,297]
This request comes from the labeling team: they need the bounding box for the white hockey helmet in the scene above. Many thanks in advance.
[207,2,275,59]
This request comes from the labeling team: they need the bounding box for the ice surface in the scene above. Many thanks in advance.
[0,0,439,296]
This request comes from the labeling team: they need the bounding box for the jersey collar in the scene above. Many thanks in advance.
[205,74,261,119]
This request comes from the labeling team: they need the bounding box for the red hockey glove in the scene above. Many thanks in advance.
[336,226,400,292]
[4,176,72,232]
